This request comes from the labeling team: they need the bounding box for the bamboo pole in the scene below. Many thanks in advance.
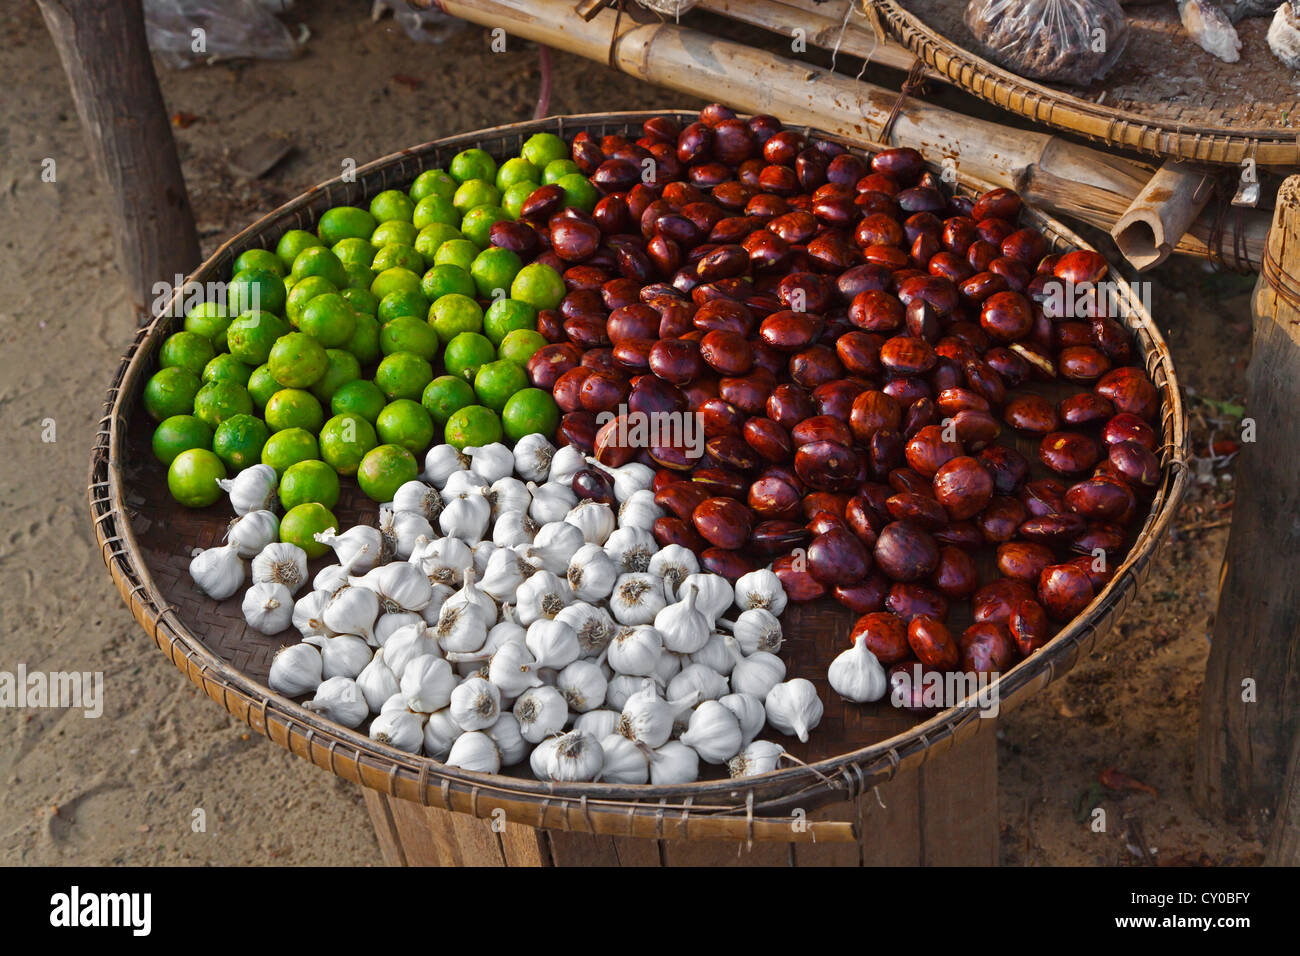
[433,0,1269,267]
[1112,162,1217,271]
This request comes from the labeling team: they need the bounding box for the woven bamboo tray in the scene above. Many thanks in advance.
[88,110,1188,846]
[870,0,1300,167]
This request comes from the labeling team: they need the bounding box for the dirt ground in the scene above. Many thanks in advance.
[0,0,1264,865]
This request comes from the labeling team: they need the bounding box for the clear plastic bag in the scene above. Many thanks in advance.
[143,0,299,68]
[371,0,463,44]
[964,0,1130,84]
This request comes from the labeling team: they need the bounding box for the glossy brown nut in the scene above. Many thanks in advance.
[695,244,749,282]
[520,184,566,222]
[750,520,811,556]
[806,527,871,586]
[950,409,1000,450]
[835,331,883,377]
[896,275,960,317]
[698,548,755,582]
[1039,431,1102,476]
[1058,345,1111,383]
[1003,395,1059,434]
[694,398,742,438]
[718,372,773,416]
[655,481,711,522]
[959,623,1016,674]
[933,456,994,520]
[762,129,804,165]
[932,545,979,599]
[527,343,582,390]
[963,360,1007,407]
[648,339,703,385]
[851,611,911,665]
[958,271,1009,304]
[887,583,949,623]
[1053,249,1108,285]
[1019,479,1068,518]
[777,272,834,313]
[801,492,852,522]
[904,424,961,478]
[1019,514,1088,544]
[1102,413,1159,451]
[789,345,843,389]
[1108,440,1161,488]
[572,467,616,505]
[766,383,815,430]
[886,492,947,529]
[628,378,687,419]
[696,329,753,377]
[979,290,1033,341]
[1038,563,1095,621]
[815,379,868,421]
[788,415,851,449]
[705,433,760,472]
[606,304,661,344]
[553,366,594,414]
[557,411,598,454]
[1064,476,1136,523]
[767,210,818,244]
[691,497,755,551]
[653,516,708,553]
[1000,228,1048,265]
[1095,367,1159,421]
[976,445,1030,496]
[1008,600,1050,657]
[972,187,1022,223]
[972,579,1035,625]
[489,219,542,257]
[976,495,1027,545]
[880,336,937,376]
[849,290,906,333]
[935,387,990,416]
[1059,392,1115,426]
[854,212,905,248]
[578,370,630,414]
[1071,522,1125,557]
[996,541,1055,583]
[773,552,827,603]
[834,575,889,614]
[795,440,859,491]
[847,390,901,444]
[757,310,820,352]
[748,474,802,520]
[874,521,940,582]
[906,615,960,669]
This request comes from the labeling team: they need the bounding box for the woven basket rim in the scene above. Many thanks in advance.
[871,0,1299,167]
[88,109,1188,832]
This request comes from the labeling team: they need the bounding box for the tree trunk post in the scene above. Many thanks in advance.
[36,0,200,326]
[1195,176,1300,836]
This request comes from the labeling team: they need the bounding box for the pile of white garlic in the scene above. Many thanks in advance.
[191,434,835,784]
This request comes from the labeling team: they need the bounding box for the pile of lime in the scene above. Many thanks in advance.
[145,140,568,527]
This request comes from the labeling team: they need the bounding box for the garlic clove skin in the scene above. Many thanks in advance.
[689,632,735,676]
[374,611,422,646]
[513,685,569,744]
[314,525,383,574]
[764,678,825,744]
[400,654,458,713]
[607,625,664,677]
[268,643,323,697]
[609,573,669,626]
[598,733,650,784]
[422,707,463,760]
[647,545,699,601]
[529,735,562,779]
[479,546,527,602]
[515,570,573,627]
[512,433,556,484]
[553,603,616,658]
[292,590,338,641]
[369,709,426,754]
[654,583,711,654]
[438,491,491,543]
[666,663,729,705]
[487,640,543,698]
[189,544,245,600]
[350,562,434,615]
[487,476,531,523]
[547,444,586,486]
[566,500,616,545]
[586,457,655,503]
[617,685,697,750]
[217,463,277,515]
[390,479,444,524]
[544,729,605,782]
[679,700,744,764]
[442,468,489,498]
[381,511,435,561]
[827,635,888,703]
[449,676,501,731]
[383,621,441,677]
[680,572,733,625]
[722,608,784,656]
[719,692,767,747]
[524,521,585,576]
[566,543,619,603]
[303,676,369,729]
[408,535,474,588]
[556,659,608,713]
[574,708,620,741]
[524,619,580,671]
[606,674,651,713]
[727,641,787,700]
[466,443,514,484]
[485,713,529,766]
[603,526,657,575]
[318,633,373,680]
[728,740,786,778]
[321,582,380,646]
[491,511,539,549]
[224,510,279,559]
[650,740,700,784]
[356,647,401,713]
[433,600,489,655]
[423,445,472,489]
[527,480,578,525]
[733,569,788,617]
[616,488,664,532]
[251,542,310,596]
[242,581,295,635]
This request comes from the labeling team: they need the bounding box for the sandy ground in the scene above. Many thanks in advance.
[0,0,1264,865]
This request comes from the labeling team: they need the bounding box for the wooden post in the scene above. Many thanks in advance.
[36,0,200,326]
[1195,176,1300,833]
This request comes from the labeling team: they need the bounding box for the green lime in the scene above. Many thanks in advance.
[449,148,497,185]
[496,157,539,192]
[510,262,566,311]
[167,448,227,508]
[261,427,319,476]
[522,132,569,170]
[410,168,457,204]
[234,248,287,278]
[414,195,461,230]
[453,179,502,214]
[193,380,253,429]
[319,205,378,245]
[500,181,538,220]
[291,245,349,288]
[143,366,202,421]
[370,266,423,299]
[279,459,340,511]
[333,237,376,270]
[344,312,381,365]
[226,310,289,366]
[557,173,600,213]
[370,220,418,249]
[421,375,477,427]
[268,332,329,388]
[202,353,253,387]
[227,268,287,317]
[319,413,379,476]
[371,243,424,274]
[444,331,496,383]
[444,405,503,450]
[340,287,379,316]
[344,263,377,291]
[183,302,232,350]
[374,352,434,402]
[460,206,509,249]
[275,229,325,271]
[285,275,338,327]
[377,288,430,324]
[432,239,479,273]
[370,189,416,224]
[470,247,523,300]
[152,415,213,466]
[376,399,436,453]
[473,359,528,413]
[309,349,362,404]
[280,503,338,559]
[421,263,476,302]
[264,388,325,433]
[331,379,387,424]
[429,293,483,347]
[484,298,538,346]
[247,364,280,409]
[299,293,357,348]
[213,413,270,472]
[499,328,547,367]
[502,387,560,443]
[380,315,440,361]
[357,444,419,503]
[159,331,216,377]
[414,222,465,260]
[542,159,580,186]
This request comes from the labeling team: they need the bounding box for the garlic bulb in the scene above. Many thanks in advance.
[449,676,501,731]
[653,649,683,689]
[445,730,500,772]
[292,590,336,640]
[217,463,277,515]
[603,526,656,574]
[303,676,368,728]
[408,534,474,588]
[647,545,698,598]
[423,444,471,488]
[681,572,732,625]
[401,654,457,713]
[242,582,294,634]
[189,544,245,600]
[351,562,433,614]
[524,619,580,670]
[225,510,279,559]
[529,736,561,778]
[422,708,462,760]
[484,603,526,651]
[690,633,734,676]
[439,490,490,542]
[485,713,528,765]
[356,647,401,713]
[728,740,786,778]
[667,663,728,704]
[513,685,568,743]
[616,489,662,533]
[598,733,650,784]
[654,584,711,654]
[527,481,576,525]
[733,569,787,617]
[719,692,767,747]
[606,675,650,712]
[486,475,531,523]
[487,640,543,698]
[764,679,824,743]
[370,709,426,753]
[566,500,615,545]
[444,568,497,624]
[472,540,497,576]
[443,469,489,498]
[680,700,743,764]
[317,633,372,680]
[512,433,555,483]
[618,685,698,749]
[609,573,668,625]
[525,521,585,576]
[547,444,585,486]
[381,510,434,561]
[420,583,454,625]
[588,457,654,503]
[434,600,489,655]
[556,659,607,712]
[727,639,787,700]
[567,542,619,602]
[544,730,604,782]
[607,625,664,677]
[515,570,572,626]
[554,602,616,657]
[251,542,309,596]
[466,443,513,484]
[268,642,322,696]
[314,525,383,573]
[721,608,784,656]
[477,546,527,602]
[383,621,441,676]
[491,510,538,549]
[322,582,379,645]
[374,611,421,646]
[828,635,888,703]
[574,708,619,740]
[650,741,700,784]
[390,479,443,524]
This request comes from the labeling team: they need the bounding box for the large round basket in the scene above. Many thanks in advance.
[89,110,1188,866]
[870,0,1300,167]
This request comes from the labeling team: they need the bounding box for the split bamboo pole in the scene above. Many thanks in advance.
[1112,161,1217,271]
